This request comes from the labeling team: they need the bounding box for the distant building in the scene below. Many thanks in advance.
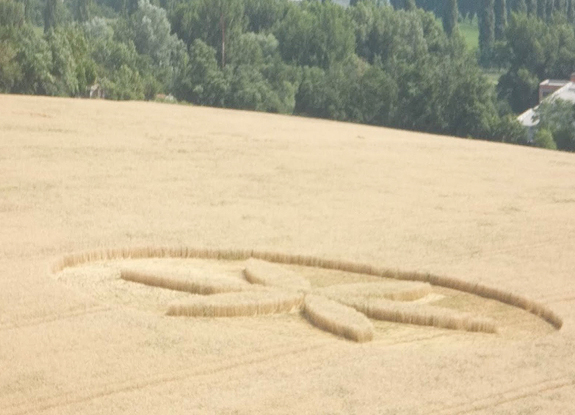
[518,73,575,140]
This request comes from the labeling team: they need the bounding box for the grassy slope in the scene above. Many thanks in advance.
[1,94,574,414]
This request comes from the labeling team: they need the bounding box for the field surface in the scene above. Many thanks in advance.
[1,94,575,414]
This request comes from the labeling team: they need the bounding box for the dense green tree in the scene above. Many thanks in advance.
[537,0,546,17]
[555,0,567,14]
[545,0,554,19]
[498,13,575,112]
[121,0,139,16]
[131,0,186,86]
[47,29,81,95]
[526,0,537,15]
[513,0,527,13]
[13,27,56,94]
[274,1,354,69]
[352,4,450,66]
[0,2,24,92]
[174,39,228,106]
[170,0,246,68]
[44,0,61,33]
[0,0,25,27]
[0,38,19,92]
[489,114,528,144]
[405,0,416,11]
[479,0,495,65]
[498,69,539,113]
[535,99,575,150]
[347,63,398,125]
[494,0,507,40]
[73,0,90,22]
[534,127,557,149]
[243,0,288,33]
[443,0,458,36]
[443,56,500,138]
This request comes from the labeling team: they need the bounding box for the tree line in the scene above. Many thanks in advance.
[0,0,573,151]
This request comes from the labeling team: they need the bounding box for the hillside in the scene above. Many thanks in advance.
[1,94,574,414]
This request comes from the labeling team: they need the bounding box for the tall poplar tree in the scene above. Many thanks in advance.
[442,0,458,35]
[537,0,546,18]
[514,0,527,13]
[43,0,59,33]
[74,0,91,22]
[494,0,506,40]
[479,0,495,65]
[526,0,537,15]
[546,0,554,19]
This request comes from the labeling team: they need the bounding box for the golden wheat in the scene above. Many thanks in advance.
[243,258,311,292]
[166,290,304,317]
[120,267,246,294]
[303,295,374,342]
[51,246,563,329]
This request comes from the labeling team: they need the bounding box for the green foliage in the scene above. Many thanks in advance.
[494,0,506,40]
[13,27,56,94]
[295,59,397,124]
[43,0,62,33]
[497,13,575,113]
[132,0,186,82]
[274,1,355,69]
[170,0,246,68]
[535,99,575,151]
[174,39,228,106]
[102,64,144,99]
[0,0,25,27]
[514,0,528,14]
[534,127,557,149]
[243,0,289,33]
[489,114,528,144]
[47,29,81,95]
[443,0,458,37]
[405,0,416,11]
[479,0,495,65]
[1,0,571,152]
[226,64,285,112]
[525,0,536,15]
[498,67,539,113]
[0,33,21,91]
[73,0,91,23]
[537,0,546,18]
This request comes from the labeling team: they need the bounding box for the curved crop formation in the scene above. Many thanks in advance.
[166,290,304,317]
[340,298,497,333]
[120,267,246,295]
[243,258,312,292]
[317,282,432,302]
[304,295,374,343]
[51,246,563,330]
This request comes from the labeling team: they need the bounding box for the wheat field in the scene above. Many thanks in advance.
[1,94,575,414]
